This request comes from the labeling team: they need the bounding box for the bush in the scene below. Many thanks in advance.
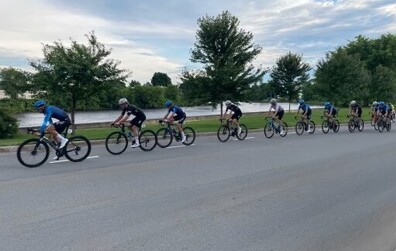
[0,109,18,138]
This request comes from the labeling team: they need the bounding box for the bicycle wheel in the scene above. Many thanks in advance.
[182,127,196,145]
[309,121,316,134]
[217,125,230,142]
[264,123,274,138]
[322,120,330,134]
[237,124,248,140]
[139,129,157,151]
[105,132,128,155]
[295,122,304,135]
[156,128,173,148]
[377,120,384,133]
[333,120,340,133]
[348,119,355,133]
[386,120,391,132]
[357,119,364,132]
[279,122,287,137]
[65,135,91,162]
[17,139,49,168]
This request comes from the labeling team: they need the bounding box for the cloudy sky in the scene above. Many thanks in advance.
[0,0,395,84]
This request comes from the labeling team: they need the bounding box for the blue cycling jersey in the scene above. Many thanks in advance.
[168,105,185,117]
[298,104,311,114]
[378,104,388,113]
[325,105,337,115]
[40,106,69,133]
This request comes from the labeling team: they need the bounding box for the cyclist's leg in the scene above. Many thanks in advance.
[52,121,69,148]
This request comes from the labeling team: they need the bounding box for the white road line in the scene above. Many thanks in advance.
[49,155,99,164]
[233,136,255,140]
[166,144,196,149]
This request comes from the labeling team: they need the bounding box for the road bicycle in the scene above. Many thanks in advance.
[294,116,315,135]
[156,120,196,147]
[16,126,91,168]
[375,114,391,133]
[264,117,288,138]
[217,119,248,142]
[347,114,364,133]
[105,124,157,154]
[321,116,340,134]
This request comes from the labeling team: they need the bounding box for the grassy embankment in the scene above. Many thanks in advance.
[0,108,373,147]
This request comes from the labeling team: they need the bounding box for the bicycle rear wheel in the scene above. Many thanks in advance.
[156,128,173,148]
[64,135,91,162]
[237,124,248,140]
[182,127,196,145]
[105,132,128,155]
[264,123,274,138]
[17,139,49,168]
[139,129,157,151]
[217,125,230,142]
[295,122,304,135]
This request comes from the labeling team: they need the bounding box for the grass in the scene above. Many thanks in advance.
[0,108,373,147]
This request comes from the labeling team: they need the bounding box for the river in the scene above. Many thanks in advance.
[16,102,319,127]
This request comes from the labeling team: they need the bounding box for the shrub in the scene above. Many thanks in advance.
[0,109,18,138]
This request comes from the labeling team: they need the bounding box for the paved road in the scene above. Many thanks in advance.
[1,127,396,251]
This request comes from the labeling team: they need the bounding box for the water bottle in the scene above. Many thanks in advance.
[127,131,132,138]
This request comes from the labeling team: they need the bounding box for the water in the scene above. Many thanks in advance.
[16,102,319,127]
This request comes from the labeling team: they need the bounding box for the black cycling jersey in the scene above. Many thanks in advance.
[121,105,145,117]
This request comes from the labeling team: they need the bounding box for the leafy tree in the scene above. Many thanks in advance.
[179,69,210,106]
[371,65,396,102]
[314,48,370,106]
[132,85,164,108]
[151,72,172,86]
[270,52,311,111]
[0,109,18,138]
[0,67,30,100]
[30,31,129,129]
[129,80,141,87]
[181,11,265,113]
[164,85,180,104]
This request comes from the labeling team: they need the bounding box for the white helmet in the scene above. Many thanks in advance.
[225,100,232,106]
[350,100,356,105]
[270,98,276,104]
[372,101,378,106]
[118,98,128,105]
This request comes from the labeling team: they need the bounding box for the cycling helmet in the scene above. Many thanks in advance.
[164,100,173,107]
[270,98,276,104]
[118,98,128,105]
[372,101,378,106]
[379,101,385,105]
[225,100,232,107]
[33,100,46,109]
[350,100,356,105]
[299,99,304,105]
[324,101,331,107]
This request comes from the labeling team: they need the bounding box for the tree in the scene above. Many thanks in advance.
[30,31,129,129]
[270,52,311,111]
[0,67,30,100]
[181,11,265,113]
[151,72,172,86]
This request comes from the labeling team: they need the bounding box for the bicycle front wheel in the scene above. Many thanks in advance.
[182,127,196,145]
[279,122,287,137]
[105,132,128,155]
[139,129,157,151]
[348,119,355,133]
[333,120,340,133]
[264,123,274,138]
[217,125,230,142]
[237,124,248,140]
[358,119,364,132]
[156,128,173,148]
[309,121,316,134]
[64,136,91,162]
[322,120,330,134]
[17,139,49,168]
[295,122,304,135]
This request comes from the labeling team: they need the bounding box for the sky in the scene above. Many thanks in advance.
[0,0,395,84]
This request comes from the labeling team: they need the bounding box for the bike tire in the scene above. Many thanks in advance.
[182,127,196,145]
[105,132,128,155]
[237,124,248,140]
[279,122,287,137]
[348,120,355,133]
[156,128,173,148]
[333,120,340,133]
[139,129,157,151]
[17,138,49,168]
[295,122,304,135]
[217,125,230,142]
[322,120,330,134]
[309,121,315,134]
[264,123,274,138]
[65,135,91,162]
[377,120,384,133]
[386,120,391,132]
[358,119,364,132]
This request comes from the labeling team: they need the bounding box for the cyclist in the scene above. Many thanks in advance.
[377,101,389,121]
[371,101,379,124]
[162,100,186,143]
[323,101,337,127]
[296,99,312,132]
[268,98,285,134]
[349,100,362,118]
[388,102,395,122]
[222,100,243,135]
[112,98,146,148]
[33,100,70,150]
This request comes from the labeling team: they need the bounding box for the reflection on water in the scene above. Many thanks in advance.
[16,102,319,127]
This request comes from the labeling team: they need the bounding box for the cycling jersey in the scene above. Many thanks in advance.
[40,106,70,133]
[269,103,284,113]
[121,105,145,118]
[378,104,388,115]
[351,104,362,117]
[325,105,337,116]
[298,104,311,115]
[168,105,185,117]
[226,104,242,115]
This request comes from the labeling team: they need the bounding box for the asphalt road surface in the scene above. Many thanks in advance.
[1,126,396,251]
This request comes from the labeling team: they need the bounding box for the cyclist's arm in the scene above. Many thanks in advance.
[40,110,53,134]
[117,114,130,124]
[113,114,124,124]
